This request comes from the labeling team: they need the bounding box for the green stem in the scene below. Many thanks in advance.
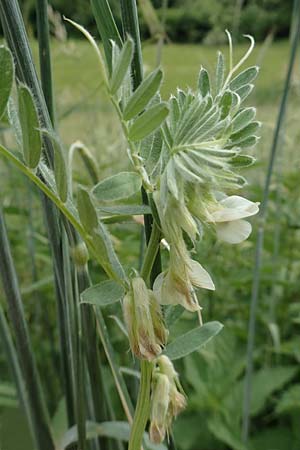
[128,360,153,450]
[120,3,163,449]
[0,303,35,443]
[140,221,161,281]
[36,0,55,126]
[0,209,55,450]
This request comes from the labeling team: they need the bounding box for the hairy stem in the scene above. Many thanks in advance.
[128,360,153,450]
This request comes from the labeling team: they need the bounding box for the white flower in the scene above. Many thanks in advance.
[153,242,215,312]
[209,195,259,244]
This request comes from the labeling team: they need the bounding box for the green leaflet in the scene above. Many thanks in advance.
[93,171,142,202]
[128,103,169,141]
[80,280,125,306]
[97,204,151,216]
[230,66,259,91]
[164,321,223,360]
[236,84,254,102]
[110,38,134,95]
[18,84,42,169]
[231,107,256,134]
[123,68,163,120]
[40,129,68,202]
[164,304,185,328]
[215,51,225,94]
[229,121,261,144]
[77,187,98,232]
[91,222,126,282]
[7,98,22,149]
[230,155,256,168]
[198,67,210,97]
[220,91,233,119]
[53,140,68,202]
[0,46,14,119]
[77,188,126,281]
[232,135,259,149]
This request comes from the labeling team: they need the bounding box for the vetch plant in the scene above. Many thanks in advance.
[0,1,260,449]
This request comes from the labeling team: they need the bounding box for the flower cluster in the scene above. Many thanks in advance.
[121,34,261,445]
[149,355,186,444]
[151,35,260,314]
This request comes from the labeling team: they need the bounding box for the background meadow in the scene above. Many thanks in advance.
[1,1,300,449]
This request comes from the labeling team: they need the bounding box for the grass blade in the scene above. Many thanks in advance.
[90,0,122,73]
[242,0,300,442]
[36,0,55,125]
[0,208,55,450]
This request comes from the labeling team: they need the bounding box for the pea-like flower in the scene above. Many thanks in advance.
[149,373,170,444]
[154,240,215,312]
[149,356,186,444]
[209,195,259,244]
[123,277,168,360]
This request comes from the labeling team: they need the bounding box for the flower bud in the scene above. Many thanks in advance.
[150,373,170,444]
[149,356,187,444]
[123,277,168,360]
[154,240,215,312]
[71,241,89,268]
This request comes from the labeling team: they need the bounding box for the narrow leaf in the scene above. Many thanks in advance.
[128,103,169,141]
[110,38,134,94]
[90,0,122,73]
[215,51,225,94]
[220,91,233,119]
[98,204,151,215]
[230,155,256,168]
[53,140,68,202]
[81,280,125,307]
[123,68,163,120]
[230,66,259,91]
[77,187,98,232]
[92,222,126,281]
[18,84,42,169]
[93,172,142,202]
[230,121,260,143]
[0,46,14,119]
[231,107,256,134]
[198,67,210,97]
[236,84,254,102]
[164,321,223,360]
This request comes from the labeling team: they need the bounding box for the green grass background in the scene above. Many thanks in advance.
[1,39,300,450]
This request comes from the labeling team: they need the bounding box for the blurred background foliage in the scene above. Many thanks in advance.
[13,0,294,43]
[1,1,300,450]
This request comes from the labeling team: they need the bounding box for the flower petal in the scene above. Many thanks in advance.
[188,260,215,290]
[212,195,259,222]
[216,219,252,244]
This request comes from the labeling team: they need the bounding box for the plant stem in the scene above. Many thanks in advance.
[242,0,300,441]
[140,221,161,281]
[0,209,55,450]
[36,0,55,126]
[128,360,153,450]
[0,303,35,443]
[120,3,164,449]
